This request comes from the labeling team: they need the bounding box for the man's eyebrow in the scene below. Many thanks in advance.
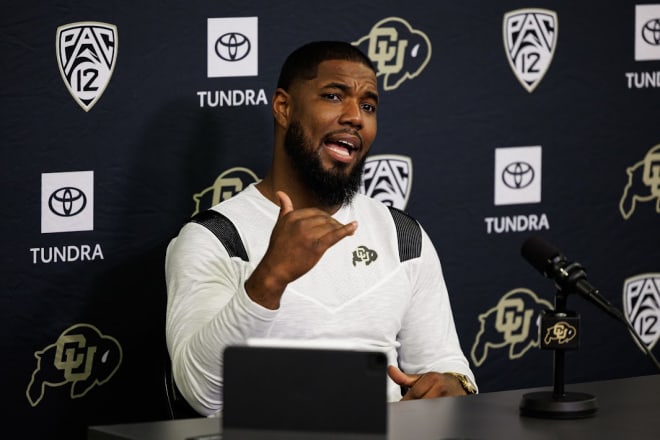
[321,82,379,103]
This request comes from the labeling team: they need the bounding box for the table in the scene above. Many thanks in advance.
[88,374,660,440]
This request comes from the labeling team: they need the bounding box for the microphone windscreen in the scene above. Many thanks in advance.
[521,236,561,275]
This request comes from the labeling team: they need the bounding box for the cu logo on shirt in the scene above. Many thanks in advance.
[352,245,378,266]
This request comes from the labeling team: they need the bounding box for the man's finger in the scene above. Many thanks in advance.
[317,220,358,249]
[387,365,420,388]
[275,191,294,218]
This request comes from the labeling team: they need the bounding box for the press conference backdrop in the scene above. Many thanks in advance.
[2,1,659,438]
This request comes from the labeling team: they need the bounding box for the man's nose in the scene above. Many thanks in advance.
[339,99,363,128]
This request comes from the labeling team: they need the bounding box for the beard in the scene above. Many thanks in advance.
[284,121,366,208]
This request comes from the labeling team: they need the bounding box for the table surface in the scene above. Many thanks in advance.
[88,374,660,440]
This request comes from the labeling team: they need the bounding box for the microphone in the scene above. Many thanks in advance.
[518,236,660,419]
[521,236,622,321]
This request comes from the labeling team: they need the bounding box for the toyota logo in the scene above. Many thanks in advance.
[215,32,251,61]
[502,161,535,189]
[642,18,660,46]
[49,186,87,217]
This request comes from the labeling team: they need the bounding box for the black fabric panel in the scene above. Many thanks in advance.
[388,206,422,262]
[190,210,249,262]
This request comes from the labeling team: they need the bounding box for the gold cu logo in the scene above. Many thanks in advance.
[495,296,534,343]
[353,17,431,91]
[619,144,660,219]
[26,323,122,407]
[192,167,259,216]
[352,245,378,266]
[54,334,97,381]
[368,26,408,75]
[471,288,552,367]
[543,321,577,345]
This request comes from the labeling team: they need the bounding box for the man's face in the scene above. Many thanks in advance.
[283,59,378,207]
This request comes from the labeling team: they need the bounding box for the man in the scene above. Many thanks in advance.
[165,41,476,417]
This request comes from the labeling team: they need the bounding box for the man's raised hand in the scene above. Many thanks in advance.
[244,191,357,309]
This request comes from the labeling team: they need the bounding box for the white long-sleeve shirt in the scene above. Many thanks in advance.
[165,184,475,416]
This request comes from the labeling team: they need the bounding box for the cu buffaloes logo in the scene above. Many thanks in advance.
[192,167,260,215]
[471,288,553,367]
[619,144,660,219]
[353,17,431,91]
[26,323,122,406]
[56,22,118,112]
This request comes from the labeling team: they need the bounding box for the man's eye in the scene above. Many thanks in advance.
[361,103,376,113]
[323,93,340,101]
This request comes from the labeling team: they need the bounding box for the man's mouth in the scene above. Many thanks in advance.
[322,133,362,163]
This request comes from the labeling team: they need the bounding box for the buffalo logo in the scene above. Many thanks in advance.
[471,288,553,367]
[26,323,122,406]
[353,17,431,91]
[502,161,535,189]
[56,22,118,112]
[503,9,557,93]
[360,154,412,209]
[48,186,87,217]
[192,167,259,216]
[623,273,660,352]
[619,144,660,219]
[215,32,250,61]
[543,321,577,345]
[352,245,378,266]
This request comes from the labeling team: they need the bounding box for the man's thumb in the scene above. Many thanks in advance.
[276,191,294,218]
[387,365,419,387]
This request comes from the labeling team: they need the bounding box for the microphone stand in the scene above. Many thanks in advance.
[519,287,598,419]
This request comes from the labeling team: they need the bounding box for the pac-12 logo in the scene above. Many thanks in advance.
[503,9,557,93]
[623,273,660,352]
[360,154,412,210]
[56,22,118,112]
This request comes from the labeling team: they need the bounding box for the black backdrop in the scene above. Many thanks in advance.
[2,1,659,438]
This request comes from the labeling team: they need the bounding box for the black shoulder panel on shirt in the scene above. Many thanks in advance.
[189,210,249,262]
[387,206,422,262]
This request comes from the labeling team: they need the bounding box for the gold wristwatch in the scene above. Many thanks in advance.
[444,372,477,394]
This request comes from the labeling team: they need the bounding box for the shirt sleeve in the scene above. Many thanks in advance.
[165,221,277,416]
[395,225,478,392]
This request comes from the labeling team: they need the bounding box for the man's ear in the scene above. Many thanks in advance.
[272,88,291,129]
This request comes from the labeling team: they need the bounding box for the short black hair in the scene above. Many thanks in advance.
[276,41,376,91]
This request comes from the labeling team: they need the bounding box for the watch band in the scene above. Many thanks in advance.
[444,372,477,394]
